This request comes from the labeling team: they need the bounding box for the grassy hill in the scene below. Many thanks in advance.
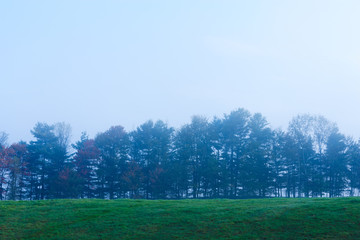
[1,198,360,239]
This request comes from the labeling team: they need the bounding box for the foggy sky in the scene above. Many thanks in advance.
[1,1,360,144]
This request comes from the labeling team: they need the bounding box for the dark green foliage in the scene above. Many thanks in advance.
[95,126,129,199]
[130,120,174,199]
[220,109,251,198]
[27,123,71,200]
[325,131,348,197]
[244,113,273,197]
[348,140,360,196]
[1,110,360,200]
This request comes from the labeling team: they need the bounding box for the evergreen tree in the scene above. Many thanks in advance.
[243,113,273,197]
[130,120,174,198]
[325,131,348,197]
[220,108,251,197]
[95,126,129,199]
[347,139,360,196]
[27,122,71,199]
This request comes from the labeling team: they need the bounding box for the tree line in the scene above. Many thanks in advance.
[1,108,360,200]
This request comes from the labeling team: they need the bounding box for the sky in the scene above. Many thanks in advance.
[1,0,360,144]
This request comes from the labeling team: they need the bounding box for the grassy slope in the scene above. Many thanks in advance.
[0,198,360,239]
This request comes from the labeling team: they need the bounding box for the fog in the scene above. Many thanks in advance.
[1,1,360,143]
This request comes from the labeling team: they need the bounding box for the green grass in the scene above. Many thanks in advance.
[1,197,360,239]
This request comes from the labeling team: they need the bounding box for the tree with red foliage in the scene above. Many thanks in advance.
[73,133,101,198]
[7,142,30,200]
[56,167,83,198]
[122,160,144,198]
[0,146,8,200]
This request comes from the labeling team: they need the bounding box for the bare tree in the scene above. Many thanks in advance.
[0,132,8,147]
[54,122,72,150]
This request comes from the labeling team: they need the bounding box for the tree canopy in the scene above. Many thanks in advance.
[0,109,359,200]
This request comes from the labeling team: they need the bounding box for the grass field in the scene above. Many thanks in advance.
[0,197,360,239]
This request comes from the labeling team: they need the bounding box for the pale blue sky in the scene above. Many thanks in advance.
[1,1,360,143]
